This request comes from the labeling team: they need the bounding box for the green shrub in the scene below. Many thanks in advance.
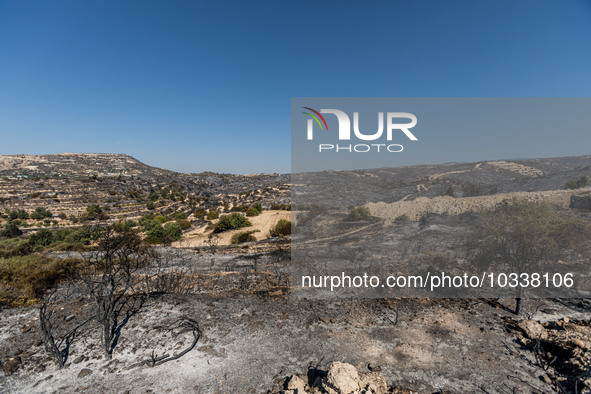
[193,208,207,218]
[345,206,372,221]
[112,219,138,232]
[65,227,101,245]
[2,221,23,238]
[177,219,192,230]
[213,213,252,233]
[0,237,32,258]
[207,209,219,220]
[148,191,159,202]
[8,209,29,220]
[171,212,187,220]
[270,203,291,211]
[245,206,260,217]
[29,229,54,247]
[163,222,183,242]
[565,175,590,190]
[269,219,291,237]
[30,206,52,220]
[145,224,165,244]
[154,215,169,224]
[0,255,81,305]
[85,204,108,220]
[230,230,258,244]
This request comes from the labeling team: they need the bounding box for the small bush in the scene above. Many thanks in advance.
[0,237,32,258]
[345,206,372,221]
[462,184,483,197]
[230,230,258,244]
[565,175,590,190]
[85,204,108,220]
[2,221,23,238]
[29,229,54,247]
[112,220,138,232]
[231,204,249,212]
[177,219,192,230]
[269,219,291,237]
[0,255,81,306]
[245,206,260,217]
[213,213,252,233]
[193,208,207,218]
[171,212,187,220]
[30,207,53,220]
[145,224,165,244]
[163,222,183,242]
[8,209,29,220]
[270,203,291,211]
[207,209,219,220]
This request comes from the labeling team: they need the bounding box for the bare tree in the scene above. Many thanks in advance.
[39,284,93,367]
[80,226,157,359]
[204,233,220,269]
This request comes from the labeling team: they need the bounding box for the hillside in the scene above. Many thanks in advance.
[1,153,591,393]
[0,153,175,178]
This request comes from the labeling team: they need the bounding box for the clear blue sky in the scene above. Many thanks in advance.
[1,1,590,174]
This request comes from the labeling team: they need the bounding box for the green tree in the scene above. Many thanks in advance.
[245,206,261,217]
[467,200,591,314]
[29,229,54,247]
[31,207,53,220]
[269,219,291,237]
[230,230,258,244]
[213,213,251,233]
[345,206,372,221]
[145,224,165,244]
[2,221,23,238]
[176,219,191,230]
[565,175,590,190]
[163,222,183,242]
[85,204,107,220]
[207,209,219,220]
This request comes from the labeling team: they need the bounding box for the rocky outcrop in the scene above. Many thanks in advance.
[367,189,589,221]
[272,361,416,394]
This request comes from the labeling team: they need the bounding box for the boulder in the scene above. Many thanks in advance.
[322,362,360,394]
[286,374,307,393]
[360,371,388,394]
[78,368,93,378]
[517,319,546,340]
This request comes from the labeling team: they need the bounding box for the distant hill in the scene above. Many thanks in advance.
[0,153,176,178]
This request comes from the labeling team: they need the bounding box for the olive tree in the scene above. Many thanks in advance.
[467,200,591,314]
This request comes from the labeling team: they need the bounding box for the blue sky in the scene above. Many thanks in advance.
[1,1,590,174]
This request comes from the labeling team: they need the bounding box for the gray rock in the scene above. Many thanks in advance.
[78,368,93,378]
[322,361,360,394]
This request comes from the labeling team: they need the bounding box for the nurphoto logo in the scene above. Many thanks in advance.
[303,107,418,153]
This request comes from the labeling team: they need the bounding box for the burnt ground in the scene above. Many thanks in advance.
[1,274,590,393]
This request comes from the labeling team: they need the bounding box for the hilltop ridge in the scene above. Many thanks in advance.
[0,153,175,178]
